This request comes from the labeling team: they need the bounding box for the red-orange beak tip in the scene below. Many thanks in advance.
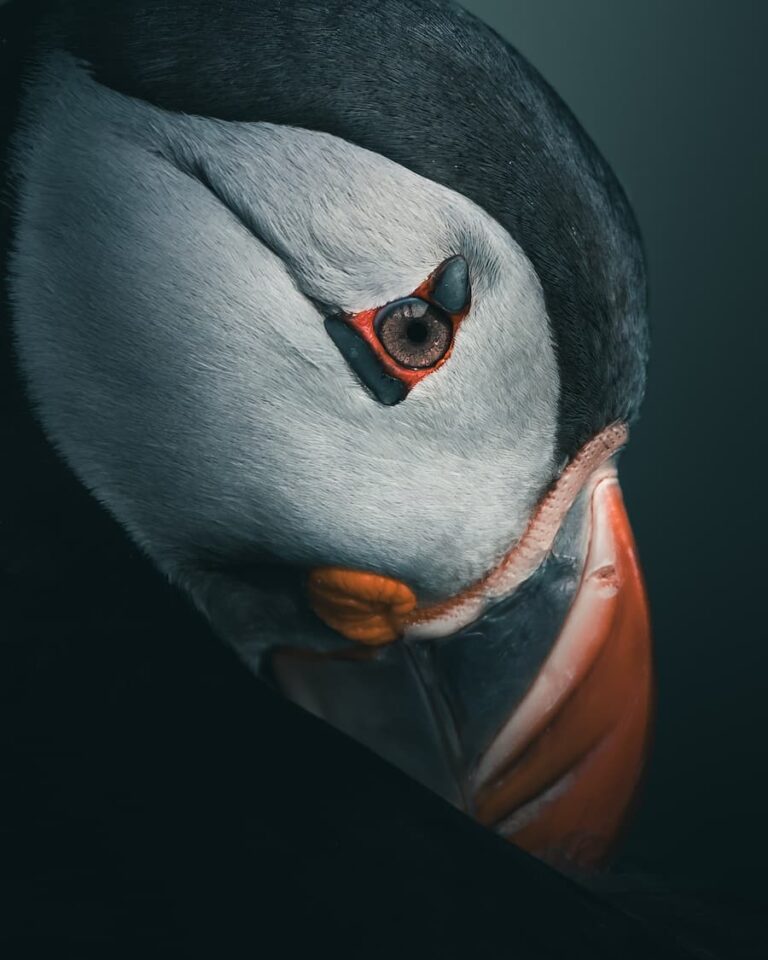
[473,476,653,870]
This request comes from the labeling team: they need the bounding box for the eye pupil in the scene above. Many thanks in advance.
[406,319,429,344]
[375,297,453,370]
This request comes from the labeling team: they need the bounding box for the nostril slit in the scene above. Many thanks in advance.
[591,564,618,589]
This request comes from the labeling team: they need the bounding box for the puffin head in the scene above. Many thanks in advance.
[7,0,650,870]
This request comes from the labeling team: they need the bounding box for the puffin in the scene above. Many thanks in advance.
[2,0,651,873]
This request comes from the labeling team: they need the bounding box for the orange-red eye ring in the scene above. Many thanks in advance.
[340,257,472,393]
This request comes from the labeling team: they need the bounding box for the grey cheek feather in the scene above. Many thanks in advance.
[9,55,560,655]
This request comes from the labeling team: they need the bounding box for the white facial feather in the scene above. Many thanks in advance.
[9,55,559,657]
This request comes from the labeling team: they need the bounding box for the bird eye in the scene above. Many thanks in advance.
[375,297,453,370]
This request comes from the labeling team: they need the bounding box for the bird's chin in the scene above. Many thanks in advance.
[180,560,354,668]
[265,427,653,873]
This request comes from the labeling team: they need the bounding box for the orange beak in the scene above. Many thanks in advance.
[273,432,653,872]
[470,474,653,868]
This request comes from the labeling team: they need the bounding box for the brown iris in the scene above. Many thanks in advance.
[375,297,453,370]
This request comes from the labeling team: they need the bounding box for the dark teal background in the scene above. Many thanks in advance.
[1,0,765,911]
[463,0,766,891]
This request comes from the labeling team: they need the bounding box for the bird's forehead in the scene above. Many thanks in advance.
[173,116,532,314]
[29,55,532,311]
